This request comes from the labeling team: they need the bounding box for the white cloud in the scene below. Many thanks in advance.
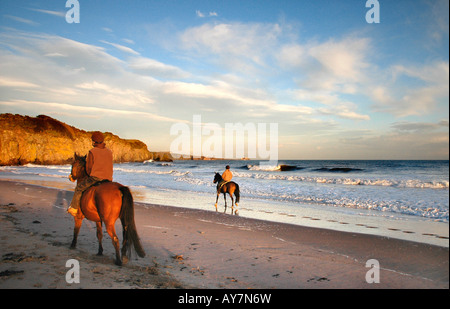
[0,30,313,132]
[196,10,218,18]
[307,38,370,87]
[391,61,449,85]
[391,120,449,132]
[371,61,449,117]
[128,56,191,79]
[3,15,39,26]
[27,8,65,18]
[277,44,306,69]
[428,0,449,44]
[122,38,135,45]
[293,89,370,121]
[75,81,154,106]
[196,10,205,18]
[0,99,181,123]
[176,22,375,122]
[278,37,371,93]
[318,105,370,121]
[338,127,449,160]
[0,77,39,88]
[100,40,140,55]
[277,37,372,121]
[179,22,282,68]
[0,20,447,158]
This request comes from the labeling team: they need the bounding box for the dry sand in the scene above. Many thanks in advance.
[0,180,448,289]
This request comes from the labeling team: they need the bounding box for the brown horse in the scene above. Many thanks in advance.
[213,173,240,215]
[69,154,145,266]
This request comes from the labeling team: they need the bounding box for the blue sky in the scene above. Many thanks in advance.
[0,0,448,159]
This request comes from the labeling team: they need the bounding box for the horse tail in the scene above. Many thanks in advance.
[119,186,146,258]
[234,183,240,205]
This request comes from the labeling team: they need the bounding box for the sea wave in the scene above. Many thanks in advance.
[171,174,449,221]
[233,171,449,189]
[313,167,363,173]
[114,167,190,177]
[245,164,301,172]
[143,160,174,167]
[251,190,449,221]
[1,161,448,222]
[244,164,365,172]
[23,163,71,170]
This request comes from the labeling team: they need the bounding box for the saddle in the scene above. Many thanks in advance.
[92,179,111,187]
[218,180,229,190]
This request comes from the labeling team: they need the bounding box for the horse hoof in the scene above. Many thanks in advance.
[115,260,122,266]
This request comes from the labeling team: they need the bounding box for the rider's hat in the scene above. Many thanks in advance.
[91,131,105,144]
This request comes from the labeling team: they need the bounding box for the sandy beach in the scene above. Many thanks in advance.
[0,179,448,289]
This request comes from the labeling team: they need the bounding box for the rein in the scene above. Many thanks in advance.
[219,181,229,190]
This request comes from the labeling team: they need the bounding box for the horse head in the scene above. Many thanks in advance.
[213,172,222,183]
[70,153,87,182]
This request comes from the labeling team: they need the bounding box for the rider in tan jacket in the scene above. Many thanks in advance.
[222,165,232,182]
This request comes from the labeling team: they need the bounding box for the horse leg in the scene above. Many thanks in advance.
[234,193,239,215]
[70,217,83,249]
[223,193,228,213]
[229,193,235,215]
[96,222,103,256]
[106,223,122,266]
[215,193,219,211]
[120,218,129,263]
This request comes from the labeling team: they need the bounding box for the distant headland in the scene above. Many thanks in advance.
[0,113,173,165]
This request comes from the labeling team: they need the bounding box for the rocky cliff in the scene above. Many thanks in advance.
[0,113,172,165]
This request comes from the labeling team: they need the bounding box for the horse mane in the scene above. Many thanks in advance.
[74,153,86,163]
[72,153,87,179]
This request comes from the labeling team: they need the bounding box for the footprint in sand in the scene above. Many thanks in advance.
[307,276,330,283]
[0,269,24,277]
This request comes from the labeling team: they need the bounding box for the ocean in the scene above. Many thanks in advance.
[1,160,448,246]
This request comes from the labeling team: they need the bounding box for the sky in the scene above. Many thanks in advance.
[0,0,448,160]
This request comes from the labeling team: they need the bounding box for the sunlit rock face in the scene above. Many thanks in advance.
[0,114,172,166]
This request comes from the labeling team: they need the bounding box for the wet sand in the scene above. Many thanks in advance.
[0,180,448,289]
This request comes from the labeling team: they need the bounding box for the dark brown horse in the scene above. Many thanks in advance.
[69,154,145,266]
[213,173,240,215]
